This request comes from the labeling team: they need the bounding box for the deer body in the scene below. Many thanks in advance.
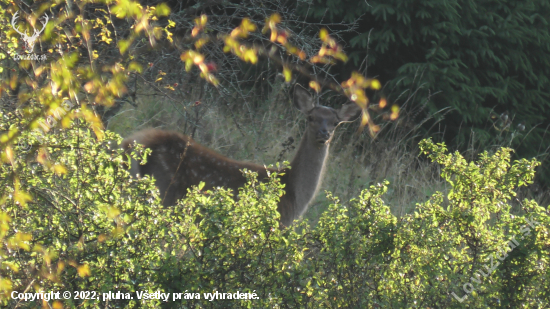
[123,85,360,226]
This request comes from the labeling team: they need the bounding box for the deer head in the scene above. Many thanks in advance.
[293,84,362,145]
[11,11,49,53]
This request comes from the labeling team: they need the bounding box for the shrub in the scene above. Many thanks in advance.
[0,116,548,308]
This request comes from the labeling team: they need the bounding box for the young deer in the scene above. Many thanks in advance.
[122,85,361,226]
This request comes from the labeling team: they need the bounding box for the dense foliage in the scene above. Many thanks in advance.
[1,0,549,308]
[1,116,548,308]
[305,0,550,184]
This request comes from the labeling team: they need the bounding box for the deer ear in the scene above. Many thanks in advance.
[337,103,362,122]
[293,84,316,113]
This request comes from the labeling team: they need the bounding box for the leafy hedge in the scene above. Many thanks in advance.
[0,117,549,308]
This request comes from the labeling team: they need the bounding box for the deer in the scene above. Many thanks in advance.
[122,85,361,226]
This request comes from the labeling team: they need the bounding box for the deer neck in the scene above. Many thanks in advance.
[288,130,330,218]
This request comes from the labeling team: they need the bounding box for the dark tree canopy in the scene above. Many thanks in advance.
[305,0,550,185]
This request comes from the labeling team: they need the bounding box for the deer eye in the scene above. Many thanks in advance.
[308,116,314,122]
[333,121,339,126]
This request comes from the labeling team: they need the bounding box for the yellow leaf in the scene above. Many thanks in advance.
[52,301,63,309]
[379,98,387,108]
[5,145,14,164]
[319,46,327,57]
[269,29,277,41]
[9,232,32,250]
[155,3,171,17]
[319,28,328,41]
[118,39,131,54]
[61,116,73,128]
[166,30,173,43]
[334,51,348,62]
[269,13,281,24]
[0,278,13,294]
[283,67,292,83]
[390,105,400,120]
[206,74,219,86]
[0,128,17,145]
[91,125,105,141]
[309,81,321,93]
[370,79,381,90]
[14,190,32,208]
[242,18,256,32]
[244,49,257,64]
[128,61,143,73]
[37,147,49,165]
[57,261,65,275]
[107,206,121,219]
[311,55,326,64]
[192,27,200,37]
[0,212,12,224]
[361,113,369,127]
[112,226,124,238]
[80,105,105,140]
[193,54,204,64]
[53,164,67,175]
[194,38,208,49]
[4,261,19,272]
[185,59,193,71]
[34,66,45,77]
[199,14,207,26]
[77,264,91,277]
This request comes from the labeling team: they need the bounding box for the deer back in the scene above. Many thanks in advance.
[122,129,272,206]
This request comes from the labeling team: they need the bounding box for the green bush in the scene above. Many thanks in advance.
[0,116,168,308]
[1,116,548,308]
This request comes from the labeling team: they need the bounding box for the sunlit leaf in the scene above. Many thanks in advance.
[77,264,91,277]
[309,81,321,93]
[390,105,400,120]
[283,67,292,83]
[319,28,328,41]
[379,98,387,108]
[128,61,143,73]
[53,164,68,175]
[155,3,171,17]
[370,79,381,90]
[118,39,131,54]
[52,301,63,309]
[361,112,369,127]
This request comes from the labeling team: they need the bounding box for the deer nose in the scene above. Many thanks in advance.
[317,129,330,141]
